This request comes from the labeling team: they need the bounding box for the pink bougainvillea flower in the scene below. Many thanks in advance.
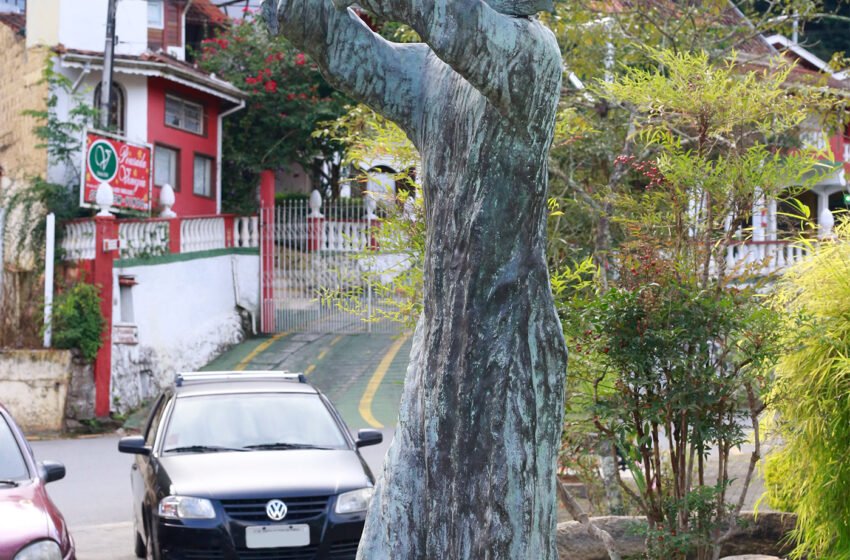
[265,80,278,93]
[294,53,306,66]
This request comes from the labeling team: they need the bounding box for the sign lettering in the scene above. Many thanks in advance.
[81,131,152,214]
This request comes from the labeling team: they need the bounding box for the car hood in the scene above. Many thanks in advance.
[158,449,372,499]
[0,481,50,557]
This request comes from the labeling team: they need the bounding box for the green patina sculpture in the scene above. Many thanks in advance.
[264,1,567,557]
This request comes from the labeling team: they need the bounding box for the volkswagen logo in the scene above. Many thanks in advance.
[265,499,288,521]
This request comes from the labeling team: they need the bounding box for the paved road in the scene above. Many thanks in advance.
[204,332,413,430]
[30,332,410,560]
[31,435,137,560]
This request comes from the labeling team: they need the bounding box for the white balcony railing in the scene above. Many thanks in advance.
[61,215,259,262]
[119,220,170,259]
[61,220,96,260]
[724,240,811,277]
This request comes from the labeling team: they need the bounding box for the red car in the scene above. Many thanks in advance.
[0,404,75,560]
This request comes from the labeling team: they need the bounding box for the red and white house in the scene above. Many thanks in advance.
[19,0,270,417]
[26,0,246,214]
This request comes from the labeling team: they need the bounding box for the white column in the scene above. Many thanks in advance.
[819,206,835,239]
[43,213,55,348]
[767,198,778,241]
[752,188,766,242]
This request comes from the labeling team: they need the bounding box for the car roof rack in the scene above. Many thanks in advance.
[174,371,307,387]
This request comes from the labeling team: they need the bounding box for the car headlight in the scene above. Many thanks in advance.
[13,540,62,560]
[158,496,216,520]
[335,488,374,514]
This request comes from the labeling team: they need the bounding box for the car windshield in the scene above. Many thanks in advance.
[162,392,348,453]
[0,415,29,482]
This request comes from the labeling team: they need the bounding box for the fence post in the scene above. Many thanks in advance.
[260,170,275,333]
[93,215,118,417]
[168,217,181,254]
[224,215,235,248]
[307,190,324,252]
[43,214,55,347]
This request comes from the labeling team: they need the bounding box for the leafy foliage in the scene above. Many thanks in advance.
[50,282,105,362]
[197,14,350,211]
[313,103,423,329]
[552,44,830,558]
[764,223,850,559]
[5,65,98,254]
[559,243,780,559]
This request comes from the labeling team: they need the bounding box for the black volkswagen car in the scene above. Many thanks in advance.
[118,371,382,560]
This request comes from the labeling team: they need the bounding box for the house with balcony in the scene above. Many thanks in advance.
[722,35,850,277]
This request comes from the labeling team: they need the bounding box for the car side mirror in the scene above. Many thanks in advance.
[118,435,151,456]
[355,429,382,448]
[39,460,65,484]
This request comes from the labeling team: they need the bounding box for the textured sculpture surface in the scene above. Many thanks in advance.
[265,1,568,557]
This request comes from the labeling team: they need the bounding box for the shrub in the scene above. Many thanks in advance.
[50,282,105,362]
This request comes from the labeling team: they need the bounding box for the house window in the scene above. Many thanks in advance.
[165,95,204,135]
[154,145,179,189]
[93,82,125,134]
[147,0,164,28]
[193,154,213,197]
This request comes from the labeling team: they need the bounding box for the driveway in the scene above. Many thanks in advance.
[203,331,413,430]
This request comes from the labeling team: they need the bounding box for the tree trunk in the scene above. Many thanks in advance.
[265,1,567,557]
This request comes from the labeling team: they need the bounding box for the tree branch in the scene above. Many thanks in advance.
[558,480,623,560]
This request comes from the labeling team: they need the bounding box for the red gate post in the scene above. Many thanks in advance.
[93,215,118,417]
[260,170,275,333]
[167,217,181,255]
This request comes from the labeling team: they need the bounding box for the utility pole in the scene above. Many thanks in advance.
[99,0,118,130]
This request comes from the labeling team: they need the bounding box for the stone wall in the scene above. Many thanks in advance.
[555,513,798,560]
[0,349,76,433]
[0,21,50,346]
[0,23,48,185]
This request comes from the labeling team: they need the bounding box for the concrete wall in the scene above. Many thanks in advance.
[110,250,259,412]
[0,350,74,433]
[27,0,148,55]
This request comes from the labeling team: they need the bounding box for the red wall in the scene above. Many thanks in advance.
[147,77,220,215]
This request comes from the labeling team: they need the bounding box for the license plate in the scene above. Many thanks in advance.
[245,524,310,548]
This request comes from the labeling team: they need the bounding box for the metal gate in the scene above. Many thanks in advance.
[260,197,402,334]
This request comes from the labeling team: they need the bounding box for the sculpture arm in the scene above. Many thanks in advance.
[349,0,562,120]
[264,0,425,135]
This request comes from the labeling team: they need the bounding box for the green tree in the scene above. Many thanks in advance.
[543,0,838,278]
[197,13,350,212]
[556,48,829,559]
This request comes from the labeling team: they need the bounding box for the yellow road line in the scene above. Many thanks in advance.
[304,335,343,376]
[358,334,411,429]
[234,332,290,371]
